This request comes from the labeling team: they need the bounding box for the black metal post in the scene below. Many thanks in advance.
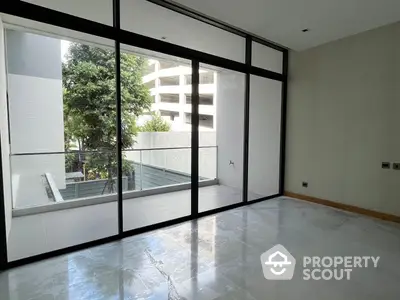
[242,36,252,203]
[191,60,199,217]
[113,0,123,234]
[279,50,289,194]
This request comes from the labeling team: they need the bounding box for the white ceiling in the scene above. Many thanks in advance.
[172,0,400,50]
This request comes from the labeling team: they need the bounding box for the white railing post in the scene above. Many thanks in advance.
[140,150,143,191]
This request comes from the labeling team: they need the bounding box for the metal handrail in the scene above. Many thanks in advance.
[11,145,217,156]
[12,146,219,203]
[124,146,216,152]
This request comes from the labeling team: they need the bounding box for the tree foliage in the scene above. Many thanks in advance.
[63,43,151,190]
[140,113,171,132]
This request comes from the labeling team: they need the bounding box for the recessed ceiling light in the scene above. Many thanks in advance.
[302,28,310,33]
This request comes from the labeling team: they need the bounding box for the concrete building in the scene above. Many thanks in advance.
[141,59,217,131]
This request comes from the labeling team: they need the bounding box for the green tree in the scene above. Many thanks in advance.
[140,113,171,132]
[63,43,151,192]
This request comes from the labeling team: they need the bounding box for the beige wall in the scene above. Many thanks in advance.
[286,21,400,215]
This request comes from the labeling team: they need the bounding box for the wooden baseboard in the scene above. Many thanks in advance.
[284,191,400,224]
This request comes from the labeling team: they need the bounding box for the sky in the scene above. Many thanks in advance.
[61,40,70,62]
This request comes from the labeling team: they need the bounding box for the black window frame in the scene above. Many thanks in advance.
[0,0,288,270]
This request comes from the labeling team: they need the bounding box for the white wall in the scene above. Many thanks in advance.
[286,21,400,215]
[6,31,65,208]
[8,75,65,208]
[0,17,12,239]
[216,71,245,190]
[125,131,217,179]
[120,0,245,62]
[248,76,282,198]
[8,75,64,156]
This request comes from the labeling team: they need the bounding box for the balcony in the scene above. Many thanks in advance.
[159,75,180,86]
[156,84,214,95]
[185,113,215,129]
[154,102,181,113]
[7,140,262,261]
[7,184,252,261]
[160,93,179,104]
[185,71,214,85]
[185,94,214,106]
[11,145,218,211]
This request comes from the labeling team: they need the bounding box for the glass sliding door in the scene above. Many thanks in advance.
[199,63,245,212]
[5,28,118,261]
[248,75,282,201]
[0,0,288,270]
[120,45,192,231]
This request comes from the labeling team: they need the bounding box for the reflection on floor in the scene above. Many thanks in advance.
[123,184,248,231]
[2,197,400,299]
[8,185,262,261]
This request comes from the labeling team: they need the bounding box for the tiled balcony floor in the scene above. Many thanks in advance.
[8,185,262,261]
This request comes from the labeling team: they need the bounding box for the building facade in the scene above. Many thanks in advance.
[141,59,217,131]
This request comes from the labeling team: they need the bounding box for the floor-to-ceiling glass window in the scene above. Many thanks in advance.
[248,41,284,201]
[1,1,287,267]
[119,0,246,221]
[120,45,192,231]
[5,27,118,261]
[252,41,283,74]
[248,75,282,201]
[199,64,245,212]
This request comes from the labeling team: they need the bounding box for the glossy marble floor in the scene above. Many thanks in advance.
[2,196,400,299]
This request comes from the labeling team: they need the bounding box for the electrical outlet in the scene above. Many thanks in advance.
[302,182,308,188]
[382,162,391,169]
[393,163,400,170]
